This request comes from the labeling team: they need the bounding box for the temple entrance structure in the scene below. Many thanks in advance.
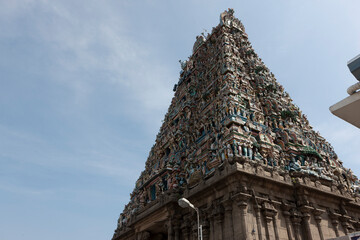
[112,9,360,240]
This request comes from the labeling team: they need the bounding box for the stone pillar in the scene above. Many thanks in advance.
[299,205,313,240]
[262,202,276,240]
[208,214,214,240]
[167,221,174,240]
[181,215,192,240]
[263,212,272,240]
[174,225,180,240]
[313,208,325,240]
[332,219,340,237]
[213,212,224,239]
[210,201,224,239]
[254,204,264,240]
[272,211,280,240]
[171,217,181,240]
[354,222,360,232]
[232,192,251,240]
[222,199,234,239]
[192,219,198,240]
[348,219,356,233]
[281,204,293,240]
[290,209,302,240]
[202,219,210,240]
[329,212,341,237]
[137,231,150,240]
[238,201,249,240]
[181,226,190,240]
[340,215,351,235]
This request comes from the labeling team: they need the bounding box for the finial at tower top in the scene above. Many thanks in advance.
[219,8,244,31]
[220,8,234,25]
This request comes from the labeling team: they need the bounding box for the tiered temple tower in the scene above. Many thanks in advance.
[113,9,360,240]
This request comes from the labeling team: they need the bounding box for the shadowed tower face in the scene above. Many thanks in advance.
[113,9,360,240]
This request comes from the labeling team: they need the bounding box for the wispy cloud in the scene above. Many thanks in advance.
[1,0,175,115]
[0,183,54,196]
[0,122,143,191]
[87,160,141,182]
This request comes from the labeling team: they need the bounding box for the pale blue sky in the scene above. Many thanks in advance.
[1,1,359,240]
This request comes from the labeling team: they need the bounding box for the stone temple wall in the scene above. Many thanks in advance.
[112,9,360,240]
[113,161,360,240]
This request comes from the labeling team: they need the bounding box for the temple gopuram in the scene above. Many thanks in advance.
[112,9,360,240]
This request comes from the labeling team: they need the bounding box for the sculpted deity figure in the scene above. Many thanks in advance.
[237,144,242,156]
[352,180,360,194]
[167,177,173,190]
[297,159,302,168]
[253,147,263,161]
[258,113,265,124]
[242,144,248,156]
[266,154,275,166]
[248,144,253,159]
[232,140,239,156]
[118,214,123,228]
[179,59,187,70]
[139,191,146,207]
[243,124,250,133]
[218,147,225,162]
[289,157,301,171]
[277,156,284,167]
[240,109,245,117]
[227,143,233,158]
[302,159,309,169]
[228,105,234,116]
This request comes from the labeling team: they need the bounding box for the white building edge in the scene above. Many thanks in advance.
[330,54,360,128]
